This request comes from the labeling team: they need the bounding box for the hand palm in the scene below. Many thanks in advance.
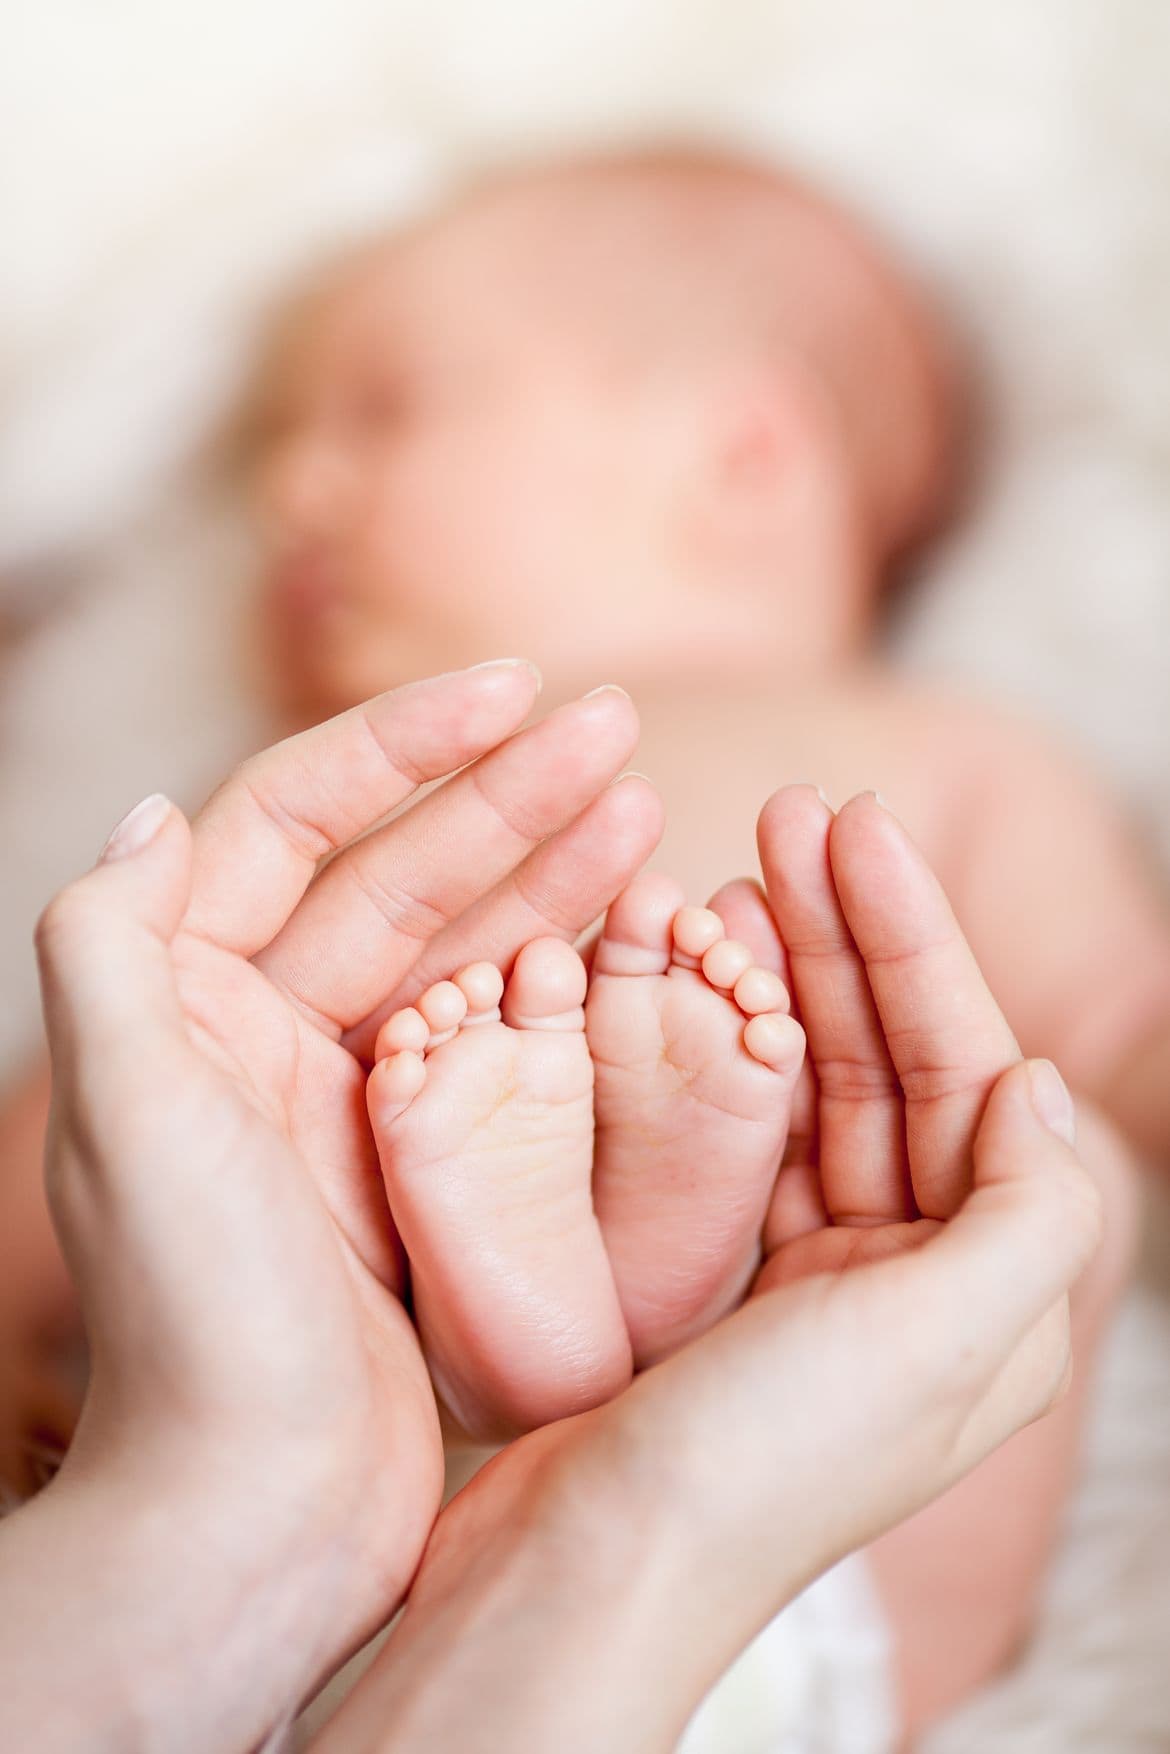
[167,927,441,1581]
[46,668,659,1678]
[383,789,1088,1730]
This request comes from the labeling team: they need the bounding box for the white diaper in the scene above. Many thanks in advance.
[678,1554,897,1754]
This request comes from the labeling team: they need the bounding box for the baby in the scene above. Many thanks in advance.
[241,147,1170,1738]
[1,144,1166,1741]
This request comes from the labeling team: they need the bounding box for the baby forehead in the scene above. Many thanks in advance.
[317,181,769,380]
[287,156,917,384]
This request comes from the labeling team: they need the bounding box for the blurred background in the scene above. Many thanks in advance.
[3,2,1170,1745]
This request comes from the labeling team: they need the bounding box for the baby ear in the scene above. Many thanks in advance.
[689,360,833,566]
[719,393,789,489]
[715,354,833,489]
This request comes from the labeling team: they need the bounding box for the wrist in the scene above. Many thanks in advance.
[313,1419,743,1754]
[0,1446,374,1754]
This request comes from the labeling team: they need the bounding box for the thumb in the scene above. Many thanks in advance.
[36,794,194,1083]
[916,1058,1103,1355]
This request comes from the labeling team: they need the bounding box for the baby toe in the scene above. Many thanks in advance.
[733,965,790,1017]
[594,872,686,976]
[367,1049,428,1125]
[743,1011,805,1073]
[671,905,724,967]
[454,961,505,1022]
[417,979,469,1045]
[502,938,588,1031]
[701,937,754,990]
[375,1005,429,1061]
[706,877,786,975]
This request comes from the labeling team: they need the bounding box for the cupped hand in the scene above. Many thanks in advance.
[31,663,663,1747]
[313,790,1101,1754]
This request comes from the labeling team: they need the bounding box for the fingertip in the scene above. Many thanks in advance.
[827,790,914,883]
[98,793,175,864]
[1025,1059,1078,1148]
[40,801,193,981]
[573,683,641,755]
[980,1060,1079,1159]
[974,1063,1102,1270]
[606,771,666,841]
[756,785,834,885]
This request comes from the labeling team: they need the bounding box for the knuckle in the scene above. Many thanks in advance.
[816,1056,899,1105]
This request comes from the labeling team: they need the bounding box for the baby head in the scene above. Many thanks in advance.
[246,148,961,719]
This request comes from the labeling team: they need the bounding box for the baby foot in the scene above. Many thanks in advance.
[587,873,805,1366]
[367,939,630,1438]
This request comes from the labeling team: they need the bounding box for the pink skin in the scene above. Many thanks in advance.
[367,888,800,1430]
[369,938,629,1439]
[587,873,805,1367]
[245,154,954,727]
[223,149,1163,1747]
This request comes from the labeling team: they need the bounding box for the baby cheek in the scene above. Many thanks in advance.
[366,434,548,603]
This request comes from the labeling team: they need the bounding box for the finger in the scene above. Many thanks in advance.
[828,793,1021,1219]
[345,774,665,1062]
[255,687,640,1034]
[185,660,541,957]
[757,785,913,1226]
[910,1060,1100,1368]
[36,797,193,1088]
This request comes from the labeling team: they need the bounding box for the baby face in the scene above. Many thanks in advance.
[251,196,692,715]
[248,159,952,718]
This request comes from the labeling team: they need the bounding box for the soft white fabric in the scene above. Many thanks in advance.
[681,1557,896,1754]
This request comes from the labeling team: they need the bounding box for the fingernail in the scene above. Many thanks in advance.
[612,769,653,785]
[1027,1059,1077,1147]
[468,658,543,690]
[99,793,172,863]
[583,683,631,701]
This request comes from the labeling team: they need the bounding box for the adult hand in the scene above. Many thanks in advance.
[312,791,1100,1754]
[8,663,662,1754]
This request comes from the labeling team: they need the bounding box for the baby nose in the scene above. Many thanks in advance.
[255,432,354,540]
